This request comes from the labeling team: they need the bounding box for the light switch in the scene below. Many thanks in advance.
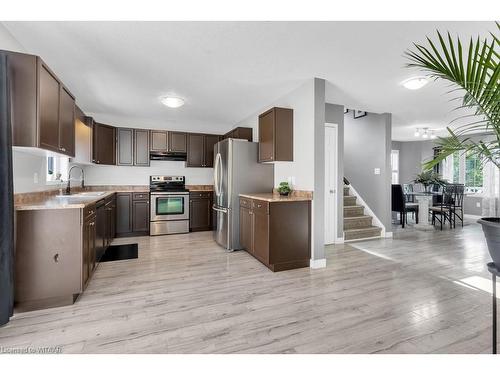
[374,168,381,175]
[476,202,481,208]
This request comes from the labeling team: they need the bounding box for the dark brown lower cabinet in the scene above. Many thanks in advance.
[83,210,96,288]
[189,191,213,231]
[116,192,150,236]
[239,197,311,272]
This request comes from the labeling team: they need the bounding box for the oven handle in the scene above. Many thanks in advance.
[212,205,227,213]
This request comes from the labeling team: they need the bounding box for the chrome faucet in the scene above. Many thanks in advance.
[66,166,85,195]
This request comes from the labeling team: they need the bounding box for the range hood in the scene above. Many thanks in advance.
[150,151,187,161]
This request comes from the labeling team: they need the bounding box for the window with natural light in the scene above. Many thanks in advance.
[391,150,399,184]
[46,156,69,184]
[444,151,484,194]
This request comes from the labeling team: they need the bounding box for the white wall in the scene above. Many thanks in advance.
[235,79,315,190]
[81,161,213,186]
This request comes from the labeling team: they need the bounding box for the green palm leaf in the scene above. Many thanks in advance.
[406,22,500,171]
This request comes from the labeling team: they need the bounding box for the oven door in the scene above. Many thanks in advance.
[150,193,189,221]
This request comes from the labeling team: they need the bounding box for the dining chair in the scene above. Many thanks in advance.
[392,184,419,228]
[430,184,454,230]
[451,184,465,227]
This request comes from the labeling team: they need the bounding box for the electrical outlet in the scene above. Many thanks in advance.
[476,202,481,208]
[374,168,381,175]
[33,172,38,184]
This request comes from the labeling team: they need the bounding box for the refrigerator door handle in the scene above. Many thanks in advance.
[212,205,227,213]
[214,153,221,197]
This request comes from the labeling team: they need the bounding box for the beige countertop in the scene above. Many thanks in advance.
[239,193,312,202]
[15,191,119,211]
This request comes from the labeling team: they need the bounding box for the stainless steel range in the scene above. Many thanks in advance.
[149,176,190,236]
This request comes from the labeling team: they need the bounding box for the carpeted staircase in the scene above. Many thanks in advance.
[343,185,382,241]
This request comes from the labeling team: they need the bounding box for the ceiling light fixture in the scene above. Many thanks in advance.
[422,129,429,138]
[414,128,421,137]
[401,76,429,90]
[430,130,437,140]
[160,96,185,108]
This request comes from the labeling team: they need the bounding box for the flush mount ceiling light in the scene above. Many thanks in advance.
[160,96,185,108]
[401,76,429,90]
[414,128,421,137]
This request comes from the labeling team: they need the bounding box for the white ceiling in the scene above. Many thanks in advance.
[2,21,494,140]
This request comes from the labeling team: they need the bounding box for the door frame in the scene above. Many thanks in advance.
[324,123,339,245]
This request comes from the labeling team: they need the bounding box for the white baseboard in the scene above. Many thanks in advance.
[310,258,327,269]
[335,237,345,244]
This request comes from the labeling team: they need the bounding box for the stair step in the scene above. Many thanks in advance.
[344,205,364,217]
[344,196,357,206]
[344,226,382,241]
[344,215,373,230]
[343,186,350,196]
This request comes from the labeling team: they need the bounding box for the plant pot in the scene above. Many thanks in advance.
[478,218,500,266]
[279,191,290,196]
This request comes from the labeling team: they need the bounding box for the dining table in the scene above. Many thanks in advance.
[405,191,443,231]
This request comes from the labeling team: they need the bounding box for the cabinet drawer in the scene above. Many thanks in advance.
[190,191,211,199]
[83,204,96,218]
[240,197,252,209]
[252,200,269,214]
[133,192,149,201]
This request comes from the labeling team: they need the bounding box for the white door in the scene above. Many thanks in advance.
[325,124,338,245]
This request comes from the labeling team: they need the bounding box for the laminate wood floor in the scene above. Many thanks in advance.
[0,217,494,353]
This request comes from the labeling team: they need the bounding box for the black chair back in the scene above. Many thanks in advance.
[452,184,465,208]
[392,184,405,212]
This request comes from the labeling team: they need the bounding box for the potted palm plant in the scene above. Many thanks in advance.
[406,23,499,264]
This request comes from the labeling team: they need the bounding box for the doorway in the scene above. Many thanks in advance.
[324,123,338,245]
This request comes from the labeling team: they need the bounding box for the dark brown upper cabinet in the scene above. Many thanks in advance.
[168,131,187,153]
[150,130,168,151]
[258,107,293,162]
[6,51,76,157]
[186,133,219,168]
[116,128,150,166]
[223,127,253,142]
[134,129,150,166]
[204,134,219,168]
[93,123,116,165]
[149,130,187,153]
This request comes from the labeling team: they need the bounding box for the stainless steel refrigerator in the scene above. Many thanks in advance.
[213,139,274,250]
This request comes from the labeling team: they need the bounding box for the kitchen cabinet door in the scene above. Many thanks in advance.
[239,206,253,254]
[93,123,116,165]
[134,129,150,166]
[116,128,134,166]
[58,86,75,156]
[82,218,91,287]
[38,63,60,153]
[258,107,293,162]
[204,134,219,168]
[150,130,168,151]
[168,131,187,153]
[252,211,270,264]
[186,133,204,167]
[132,200,150,233]
[116,193,133,234]
[189,196,211,231]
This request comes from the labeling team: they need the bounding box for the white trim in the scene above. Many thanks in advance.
[310,258,327,269]
[335,236,345,244]
[347,184,386,236]
[385,231,393,238]
[324,123,339,244]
